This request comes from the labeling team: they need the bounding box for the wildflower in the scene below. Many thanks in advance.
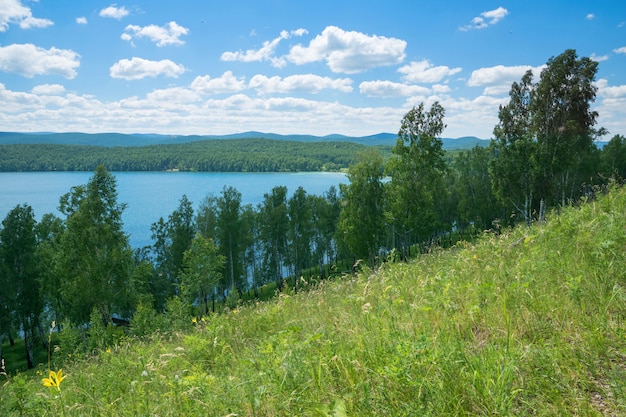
[42,369,66,392]
[472,254,478,260]
[191,317,198,324]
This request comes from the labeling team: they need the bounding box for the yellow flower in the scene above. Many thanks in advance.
[191,317,198,324]
[42,369,66,392]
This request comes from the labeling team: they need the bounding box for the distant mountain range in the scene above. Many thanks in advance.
[0,131,491,150]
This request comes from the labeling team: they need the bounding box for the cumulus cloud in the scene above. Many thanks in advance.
[614,46,626,55]
[459,6,509,31]
[590,53,609,62]
[76,17,88,25]
[398,60,462,84]
[359,80,429,97]
[221,29,307,68]
[0,44,79,78]
[249,74,353,94]
[586,13,595,20]
[467,64,545,93]
[286,26,406,73]
[122,21,189,47]
[99,4,129,20]
[596,79,626,98]
[31,84,66,95]
[109,57,185,80]
[0,0,53,31]
[190,71,247,94]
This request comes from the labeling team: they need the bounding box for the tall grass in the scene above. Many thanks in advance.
[2,187,625,416]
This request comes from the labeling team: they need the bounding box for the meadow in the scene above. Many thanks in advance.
[1,186,625,416]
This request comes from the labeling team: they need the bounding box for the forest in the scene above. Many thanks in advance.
[2,48,626,374]
[0,138,370,172]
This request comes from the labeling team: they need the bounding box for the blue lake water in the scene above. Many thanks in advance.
[0,171,347,248]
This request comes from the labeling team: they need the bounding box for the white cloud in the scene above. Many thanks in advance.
[432,84,451,94]
[359,80,429,97]
[109,57,185,80]
[590,53,609,62]
[398,60,462,84]
[613,46,626,55]
[0,44,79,78]
[190,71,247,94]
[122,21,189,47]
[0,0,53,31]
[76,16,88,25]
[596,79,626,99]
[467,64,544,88]
[286,26,406,73]
[586,13,595,20]
[31,84,66,95]
[249,74,353,94]
[221,29,307,68]
[460,6,509,31]
[99,4,129,20]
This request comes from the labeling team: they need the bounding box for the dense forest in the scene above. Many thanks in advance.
[0,138,372,172]
[2,49,626,372]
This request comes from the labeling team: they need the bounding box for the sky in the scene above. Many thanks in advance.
[0,0,625,139]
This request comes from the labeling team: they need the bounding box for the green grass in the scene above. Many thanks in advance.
[2,187,626,416]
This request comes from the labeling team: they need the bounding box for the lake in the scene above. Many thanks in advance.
[0,171,347,248]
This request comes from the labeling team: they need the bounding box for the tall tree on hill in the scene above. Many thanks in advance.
[491,70,538,225]
[532,49,604,206]
[258,186,289,290]
[217,186,247,295]
[310,186,340,279]
[179,234,224,314]
[150,195,196,310]
[338,149,386,266]
[492,49,604,223]
[287,187,314,286]
[386,102,447,254]
[0,204,41,369]
[35,213,65,329]
[453,146,502,231]
[56,165,135,325]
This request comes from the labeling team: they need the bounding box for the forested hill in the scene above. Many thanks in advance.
[0,138,368,172]
[0,131,489,150]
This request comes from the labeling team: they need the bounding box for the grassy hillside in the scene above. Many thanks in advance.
[2,187,626,416]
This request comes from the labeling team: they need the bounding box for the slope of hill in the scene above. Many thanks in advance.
[0,131,490,150]
[2,186,625,415]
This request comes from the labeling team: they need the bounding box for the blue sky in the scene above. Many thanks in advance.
[0,0,625,139]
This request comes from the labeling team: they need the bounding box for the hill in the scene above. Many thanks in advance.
[0,131,490,150]
[2,186,625,415]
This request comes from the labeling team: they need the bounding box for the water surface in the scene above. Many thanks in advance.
[0,171,347,248]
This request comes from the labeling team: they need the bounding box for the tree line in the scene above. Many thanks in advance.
[0,138,370,172]
[2,49,626,368]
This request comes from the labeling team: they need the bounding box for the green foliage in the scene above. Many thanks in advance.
[56,165,136,325]
[180,234,225,314]
[492,49,605,222]
[386,102,448,251]
[0,138,366,172]
[0,204,42,369]
[3,185,626,415]
[338,149,386,265]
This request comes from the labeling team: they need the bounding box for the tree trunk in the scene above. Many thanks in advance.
[24,331,34,369]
